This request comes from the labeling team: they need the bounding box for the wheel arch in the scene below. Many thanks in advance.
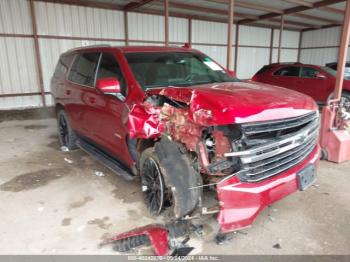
[55,103,65,115]
[153,136,202,218]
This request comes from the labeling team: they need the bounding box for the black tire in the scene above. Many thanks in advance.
[320,148,328,161]
[340,91,350,112]
[139,148,169,216]
[327,91,350,112]
[57,109,78,150]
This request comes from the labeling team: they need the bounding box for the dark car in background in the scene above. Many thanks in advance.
[252,62,350,107]
[325,62,350,80]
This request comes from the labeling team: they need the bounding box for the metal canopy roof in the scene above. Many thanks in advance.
[39,0,346,31]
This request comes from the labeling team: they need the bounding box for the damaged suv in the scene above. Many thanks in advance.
[51,45,320,234]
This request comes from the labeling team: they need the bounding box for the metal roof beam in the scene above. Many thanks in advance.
[138,7,300,31]
[158,1,315,28]
[282,0,313,7]
[238,0,345,25]
[124,0,155,11]
[163,1,257,19]
[33,0,123,10]
[319,6,345,14]
[270,17,318,28]
[291,12,341,24]
[207,0,283,13]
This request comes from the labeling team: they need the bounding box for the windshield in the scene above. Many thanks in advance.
[322,66,336,77]
[323,66,350,79]
[125,52,239,89]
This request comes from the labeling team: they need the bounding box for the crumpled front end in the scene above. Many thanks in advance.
[217,144,320,233]
[128,103,165,139]
[214,111,320,232]
[127,85,321,233]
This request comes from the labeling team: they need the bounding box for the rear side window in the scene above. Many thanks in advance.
[96,52,127,96]
[274,66,300,77]
[53,55,73,79]
[329,64,337,70]
[68,52,100,87]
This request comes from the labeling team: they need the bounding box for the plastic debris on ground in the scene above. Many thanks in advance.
[273,243,281,249]
[94,171,105,177]
[215,232,234,245]
[60,146,69,152]
[268,215,276,222]
[64,157,73,164]
[101,221,199,256]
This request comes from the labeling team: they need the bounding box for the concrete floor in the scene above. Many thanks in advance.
[0,114,350,255]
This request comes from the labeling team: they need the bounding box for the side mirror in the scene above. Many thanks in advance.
[96,77,121,94]
[227,70,236,78]
[316,73,327,80]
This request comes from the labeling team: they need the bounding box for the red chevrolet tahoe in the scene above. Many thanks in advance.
[51,45,320,234]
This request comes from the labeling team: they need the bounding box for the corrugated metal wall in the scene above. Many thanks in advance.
[192,20,232,67]
[0,0,42,109]
[169,17,188,43]
[128,13,164,42]
[272,30,299,63]
[237,25,270,79]
[300,26,344,65]
[34,1,126,102]
[0,0,32,34]
[0,0,302,109]
[35,2,125,38]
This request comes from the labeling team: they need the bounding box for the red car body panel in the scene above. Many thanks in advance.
[51,46,320,234]
[145,82,317,125]
[104,224,169,256]
[129,82,317,140]
[252,63,350,103]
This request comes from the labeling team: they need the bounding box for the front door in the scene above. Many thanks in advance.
[85,52,134,167]
[296,66,330,102]
[270,65,300,91]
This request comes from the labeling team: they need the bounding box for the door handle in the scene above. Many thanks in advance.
[65,90,71,95]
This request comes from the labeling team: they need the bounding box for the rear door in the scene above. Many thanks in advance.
[297,66,330,102]
[269,66,300,91]
[51,54,74,104]
[66,52,101,138]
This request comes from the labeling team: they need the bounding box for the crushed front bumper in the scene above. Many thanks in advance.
[216,144,320,233]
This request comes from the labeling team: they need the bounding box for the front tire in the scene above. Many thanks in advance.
[340,92,350,112]
[140,148,168,215]
[327,91,350,112]
[57,109,78,150]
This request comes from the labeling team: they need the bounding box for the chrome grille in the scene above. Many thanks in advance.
[224,111,319,182]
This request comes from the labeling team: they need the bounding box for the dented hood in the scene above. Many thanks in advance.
[147,81,318,125]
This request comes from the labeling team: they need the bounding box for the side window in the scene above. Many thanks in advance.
[96,52,127,95]
[68,52,100,87]
[53,55,73,79]
[274,66,300,77]
[301,67,320,78]
[256,65,272,75]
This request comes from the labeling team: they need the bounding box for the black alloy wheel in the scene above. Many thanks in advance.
[58,113,69,146]
[141,157,165,215]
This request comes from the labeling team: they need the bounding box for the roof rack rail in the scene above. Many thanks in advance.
[270,62,303,65]
[66,44,112,52]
